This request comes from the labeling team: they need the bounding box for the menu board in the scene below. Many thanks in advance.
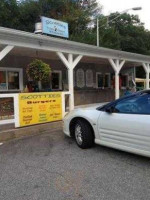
[19,92,62,127]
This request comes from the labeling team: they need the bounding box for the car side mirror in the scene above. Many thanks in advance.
[105,106,114,113]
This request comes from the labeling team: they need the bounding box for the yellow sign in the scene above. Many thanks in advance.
[19,92,62,127]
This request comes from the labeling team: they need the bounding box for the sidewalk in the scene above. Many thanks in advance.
[0,121,62,143]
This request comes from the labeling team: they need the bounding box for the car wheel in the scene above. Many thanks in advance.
[74,119,94,149]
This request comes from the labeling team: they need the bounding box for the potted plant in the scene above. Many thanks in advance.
[26,59,51,91]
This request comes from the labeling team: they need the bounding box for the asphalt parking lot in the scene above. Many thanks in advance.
[0,129,150,200]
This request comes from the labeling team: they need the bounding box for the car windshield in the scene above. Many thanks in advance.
[96,90,150,111]
[115,92,150,114]
[97,102,108,109]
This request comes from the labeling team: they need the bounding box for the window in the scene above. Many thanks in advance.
[121,74,129,88]
[104,73,110,88]
[114,93,150,114]
[96,73,103,88]
[51,71,62,90]
[0,68,23,91]
[8,71,19,90]
[0,71,7,90]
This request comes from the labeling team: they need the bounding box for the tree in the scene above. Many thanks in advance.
[0,0,101,45]
[70,29,97,45]
[18,0,41,32]
[99,27,121,49]
[18,0,100,35]
[1,0,150,63]
[0,0,19,29]
[94,15,121,49]
[107,13,150,54]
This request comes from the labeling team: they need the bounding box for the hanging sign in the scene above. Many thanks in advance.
[41,16,69,38]
[19,92,62,127]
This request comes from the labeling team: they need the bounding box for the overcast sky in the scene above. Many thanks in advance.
[98,0,150,30]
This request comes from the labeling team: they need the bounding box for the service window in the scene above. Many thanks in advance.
[122,75,129,88]
[104,73,110,88]
[96,73,103,88]
[0,71,7,90]
[51,71,62,90]
[8,71,20,90]
[0,68,23,91]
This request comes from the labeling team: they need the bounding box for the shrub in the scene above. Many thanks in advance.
[26,59,51,82]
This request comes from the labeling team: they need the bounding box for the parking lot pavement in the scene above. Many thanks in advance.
[0,130,150,200]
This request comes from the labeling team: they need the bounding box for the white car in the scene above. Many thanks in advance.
[63,90,150,157]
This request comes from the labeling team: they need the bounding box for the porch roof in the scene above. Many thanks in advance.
[0,26,150,64]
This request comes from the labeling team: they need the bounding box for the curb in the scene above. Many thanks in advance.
[0,121,63,142]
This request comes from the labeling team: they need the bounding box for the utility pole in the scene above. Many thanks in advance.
[97,18,99,47]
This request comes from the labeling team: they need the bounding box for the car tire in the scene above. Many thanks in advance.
[74,119,94,149]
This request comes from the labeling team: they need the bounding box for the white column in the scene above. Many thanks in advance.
[146,72,149,89]
[68,67,74,110]
[109,59,125,99]
[142,63,150,89]
[115,71,119,99]
[68,54,74,110]
[57,52,83,111]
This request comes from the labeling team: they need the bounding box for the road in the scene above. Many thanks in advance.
[0,129,150,200]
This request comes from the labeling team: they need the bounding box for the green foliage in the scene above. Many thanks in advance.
[107,13,149,54]
[26,59,51,81]
[1,0,150,63]
[70,29,97,45]
[0,0,19,29]
[18,0,41,32]
[17,0,101,45]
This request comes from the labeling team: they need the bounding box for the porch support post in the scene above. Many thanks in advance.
[142,63,150,89]
[109,59,125,99]
[57,52,83,111]
[68,54,74,110]
[0,45,14,61]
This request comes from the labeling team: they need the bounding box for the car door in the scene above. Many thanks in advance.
[98,93,150,153]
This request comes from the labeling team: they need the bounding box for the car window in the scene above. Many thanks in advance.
[114,93,150,114]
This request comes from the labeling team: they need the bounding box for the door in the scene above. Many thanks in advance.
[98,93,150,152]
[51,71,62,91]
